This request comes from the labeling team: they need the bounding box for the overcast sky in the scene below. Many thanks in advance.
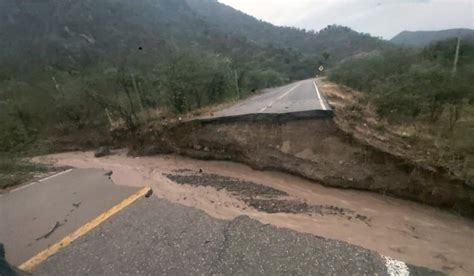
[218,0,474,39]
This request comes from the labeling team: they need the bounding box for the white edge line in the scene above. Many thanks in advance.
[38,169,73,182]
[10,169,73,193]
[259,83,301,113]
[313,80,328,111]
[383,255,410,276]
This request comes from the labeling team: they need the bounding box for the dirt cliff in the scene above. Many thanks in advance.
[132,115,474,218]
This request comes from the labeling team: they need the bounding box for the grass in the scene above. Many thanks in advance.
[0,155,48,190]
[320,77,474,183]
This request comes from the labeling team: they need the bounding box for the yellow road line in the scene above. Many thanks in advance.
[19,186,152,272]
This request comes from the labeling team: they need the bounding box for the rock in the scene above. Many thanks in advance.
[94,146,111,158]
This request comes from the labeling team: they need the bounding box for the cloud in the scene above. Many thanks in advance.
[218,0,473,39]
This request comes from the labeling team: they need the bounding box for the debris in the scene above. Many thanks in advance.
[104,170,113,177]
[165,173,287,198]
[94,146,111,158]
[35,221,62,241]
[144,189,153,198]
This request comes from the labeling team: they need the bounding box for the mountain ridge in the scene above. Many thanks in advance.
[391,28,474,47]
[0,0,390,82]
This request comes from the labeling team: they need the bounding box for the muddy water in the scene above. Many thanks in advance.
[35,151,474,275]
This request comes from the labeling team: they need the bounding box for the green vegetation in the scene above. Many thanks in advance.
[391,28,474,47]
[0,0,386,153]
[0,0,404,187]
[330,38,474,123]
[330,38,474,178]
[0,155,47,189]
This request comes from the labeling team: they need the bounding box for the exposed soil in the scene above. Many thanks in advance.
[34,151,474,275]
[27,79,473,275]
[132,109,474,218]
[319,77,473,185]
[318,78,440,172]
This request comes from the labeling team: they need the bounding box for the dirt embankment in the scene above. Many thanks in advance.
[131,111,473,218]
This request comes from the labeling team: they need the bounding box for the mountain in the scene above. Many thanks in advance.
[391,28,474,47]
[0,0,205,77]
[0,0,389,81]
[0,0,394,152]
[185,0,388,62]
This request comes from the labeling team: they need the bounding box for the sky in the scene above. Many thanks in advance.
[218,0,474,39]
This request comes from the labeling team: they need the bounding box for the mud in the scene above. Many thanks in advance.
[34,151,474,275]
[165,172,370,223]
[133,115,474,218]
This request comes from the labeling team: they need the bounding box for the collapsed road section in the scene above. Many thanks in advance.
[133,79,474,218]
[0,168,150,270]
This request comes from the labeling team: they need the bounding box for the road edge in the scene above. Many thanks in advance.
[18,186,152,272]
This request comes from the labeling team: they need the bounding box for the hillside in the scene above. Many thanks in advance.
[185,0,388,62]
[391,28,474,47]
[330,37,474,184]
[0,0,388,81]
[0,0,390,155]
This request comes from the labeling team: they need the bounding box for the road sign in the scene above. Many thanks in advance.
[318,65,324,72]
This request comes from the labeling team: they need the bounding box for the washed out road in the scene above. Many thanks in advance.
[33,196,441,276]
[0,168,140,266]
[1,165,443,275]
[211,78,331,118]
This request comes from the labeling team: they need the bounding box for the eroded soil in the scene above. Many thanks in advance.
[165,172,370,224]
[34,151,474,275]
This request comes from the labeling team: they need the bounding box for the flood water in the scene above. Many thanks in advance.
[35,150,474,275]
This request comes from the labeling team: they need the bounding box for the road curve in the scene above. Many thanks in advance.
[212,79,331,118]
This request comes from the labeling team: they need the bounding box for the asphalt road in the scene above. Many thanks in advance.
[33,196,443,276]
[1,167,444,275]
[0,168,139,266]
[212,79,330,118]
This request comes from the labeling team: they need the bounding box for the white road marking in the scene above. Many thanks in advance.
[312,80,328,111]
[383,256,410,276]
[258,83,301,112]
[10,169,73,193]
